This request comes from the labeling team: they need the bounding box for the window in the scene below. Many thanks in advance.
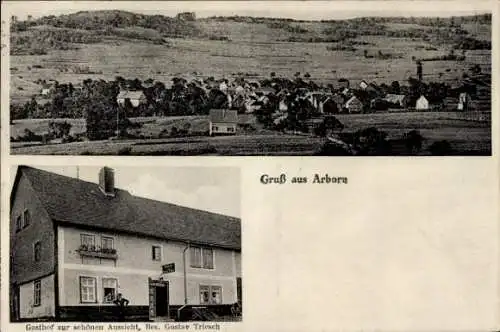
[80,234,95,250]
[190,246,214,269]
[102,278,117,303]
[210,286,222,304]
[200,285,222,305]
[23,210,31,228]
[80,277,97,303]
[33,280,41,306]
[202,248,214,269]
[101,237,114,250]
[152,246,162,261]
[227,127,234,132]
[200,285,210,304]
[16,215,22,232]
[190,247,202,268]
[212,126,218,132]
[34,241,41,262]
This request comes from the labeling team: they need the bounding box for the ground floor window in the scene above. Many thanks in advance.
[200,285,222,305]
[80,276,97,303]
[102,278,118,303]
[33,280,41,306]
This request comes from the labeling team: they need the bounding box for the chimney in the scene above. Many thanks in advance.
[99,167,115,196]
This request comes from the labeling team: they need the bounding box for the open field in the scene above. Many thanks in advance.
[11,112,491,155]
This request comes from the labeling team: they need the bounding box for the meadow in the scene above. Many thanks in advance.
[10,111,491,155]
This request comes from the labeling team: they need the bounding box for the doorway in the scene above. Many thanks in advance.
[148,278,169,320]
[155,285,169,317]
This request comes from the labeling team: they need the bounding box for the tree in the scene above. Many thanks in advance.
[429,140,453,155]
[354,127,391,155]
[48,121,72,139]
[390,81,400,94]
[403,130,424,155]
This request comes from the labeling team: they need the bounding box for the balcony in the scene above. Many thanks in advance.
[77,245,118,260]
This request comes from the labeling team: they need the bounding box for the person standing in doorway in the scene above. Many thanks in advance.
[114,293,130,321]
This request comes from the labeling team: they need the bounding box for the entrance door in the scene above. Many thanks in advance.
[237,278,242,304]
[155,284,169,317]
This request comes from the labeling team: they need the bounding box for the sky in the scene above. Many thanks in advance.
[3,1,491,21]
[10,165,241,218]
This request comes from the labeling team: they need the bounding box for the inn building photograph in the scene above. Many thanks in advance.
[9,165,242,322]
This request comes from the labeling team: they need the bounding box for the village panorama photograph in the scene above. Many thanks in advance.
[9,165,242,322]
[7,1,492,156]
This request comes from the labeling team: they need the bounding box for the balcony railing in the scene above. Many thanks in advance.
[77,245,118,260]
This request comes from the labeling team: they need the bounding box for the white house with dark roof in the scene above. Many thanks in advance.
[117,90,147,107]
[209,109,238,136]
[416,95,430,110]
[10,166,241,322]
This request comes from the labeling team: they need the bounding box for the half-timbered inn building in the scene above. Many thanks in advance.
[10,166,242,322]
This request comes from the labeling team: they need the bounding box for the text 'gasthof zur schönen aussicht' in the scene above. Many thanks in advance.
[260,173,348,184]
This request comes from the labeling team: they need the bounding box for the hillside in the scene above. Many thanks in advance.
[10,10,199,55]
[10,11,491,56]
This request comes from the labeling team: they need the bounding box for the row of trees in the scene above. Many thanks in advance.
[11,10,199,37]
[317,128,454,156]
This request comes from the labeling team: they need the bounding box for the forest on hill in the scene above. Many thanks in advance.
[10,10,491,55]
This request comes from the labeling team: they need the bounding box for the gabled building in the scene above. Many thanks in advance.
[458,92,470,111]
[10,167,242,322]
[209,109,238,136]
[384,94,409,108]
[359,80,369,90]
[345,96,364,113]
[117,91,147,108]
[415,95,430,110]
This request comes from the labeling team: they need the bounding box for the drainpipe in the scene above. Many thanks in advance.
[183,242,190,304]
[178,242,190,321]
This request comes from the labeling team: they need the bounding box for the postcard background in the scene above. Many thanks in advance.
[2,1,499,331]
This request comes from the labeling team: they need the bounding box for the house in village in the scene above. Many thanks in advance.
[209,109,238,136]
[345,96,364,113]
[117,91,147,108]
[278,100,288,112]
[40,87,53,97]
[415,95,430,110]
[10,166,242,322]
[384,94,409,108]
[458,92,470,111]
[359,80,369,90]
[255,87,276,96]
[306,92,333,112]
[318,95,343,114]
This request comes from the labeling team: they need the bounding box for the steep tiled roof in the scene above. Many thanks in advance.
[117,90,145,100]
[209,109,238,123]
[15,167,241,250]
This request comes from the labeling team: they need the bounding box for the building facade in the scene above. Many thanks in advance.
[10,167,242,322]
[209,109,238,136]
